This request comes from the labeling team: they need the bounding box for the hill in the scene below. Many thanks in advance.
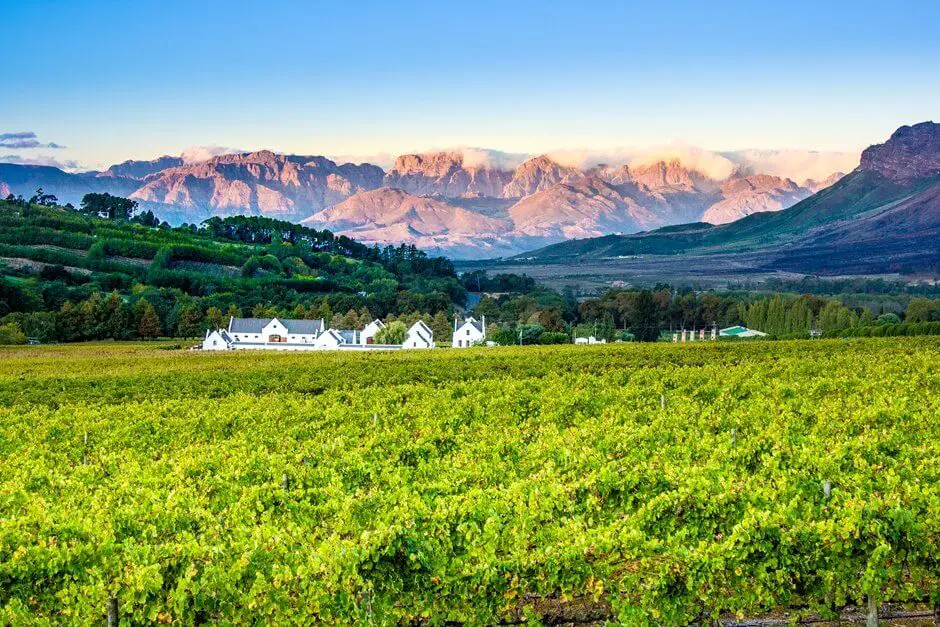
[0,198,465,342]
[509,122,940,276]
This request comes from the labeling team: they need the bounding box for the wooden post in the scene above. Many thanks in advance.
[823,480,831,499]
[933,602,939,626]
[731,428,736,446]
[83,432,88,466]
[866,594,877,627]
[107,596,119,627]
[660,394,666,411]
[281,473,289,491]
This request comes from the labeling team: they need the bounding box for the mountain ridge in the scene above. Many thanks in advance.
[1,145,852,257]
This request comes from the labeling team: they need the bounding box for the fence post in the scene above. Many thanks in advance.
[933,602,939,626]
[866,595,877,627]
[107,595,119,627]
[660,394,666,411]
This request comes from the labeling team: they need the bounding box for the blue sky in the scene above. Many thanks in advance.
[2,0,939,170]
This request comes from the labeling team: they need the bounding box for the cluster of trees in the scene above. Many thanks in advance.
[0,196,473,345]
[466,273,940,344]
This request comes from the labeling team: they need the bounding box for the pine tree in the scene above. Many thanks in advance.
[176,305,205,338]
[137,301,162,339]
[430,311,452,343]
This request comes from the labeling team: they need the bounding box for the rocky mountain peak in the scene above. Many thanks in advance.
[384,151,511,197]
[502,155,582,198]
[859,121,940,181]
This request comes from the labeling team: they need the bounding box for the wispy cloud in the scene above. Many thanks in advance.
[180,144,242,164]
[0,131,66,150]
[0,154,81,170]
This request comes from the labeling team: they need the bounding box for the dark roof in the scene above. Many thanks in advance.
[284,319,324,334]
[228,317,324,335]
[336,330,358,344]
[460,318,484,333]
[229,317,268,333]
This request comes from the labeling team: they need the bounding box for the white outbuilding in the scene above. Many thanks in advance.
[202,329,234,350]
[452,316,485,348]
[403,320,435,349]
[360,319,386,345]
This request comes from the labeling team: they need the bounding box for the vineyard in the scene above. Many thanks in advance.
[0,339,938,624]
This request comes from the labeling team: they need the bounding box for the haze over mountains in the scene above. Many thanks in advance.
[0,144,854,259]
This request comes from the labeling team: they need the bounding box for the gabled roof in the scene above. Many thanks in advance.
[318,328,345,344]
[336,329,358,344]
[228,317,324,335]
[720,325,766,337]
[408,320,433,343]
[458,317,484,333]
[284,318,324,335]
[229,317,268,333]
[363,319,385,329]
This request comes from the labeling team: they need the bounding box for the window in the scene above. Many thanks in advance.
[466,330,470,335]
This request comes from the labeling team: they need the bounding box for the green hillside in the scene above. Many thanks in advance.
[515,169,937,263]
[0,198,466,341]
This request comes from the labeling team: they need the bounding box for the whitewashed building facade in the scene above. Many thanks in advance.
[452,316,485,348]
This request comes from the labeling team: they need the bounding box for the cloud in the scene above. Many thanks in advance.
[453,147,528,170]
[628,146,738,180]
[0,131,66,150]
[721,149,859,183]
[0,154,81,170]
[180,144,243,164]
[328,152,397,169]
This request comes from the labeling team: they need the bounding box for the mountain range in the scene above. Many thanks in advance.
[0,145,851,259]
[510,122,940,276]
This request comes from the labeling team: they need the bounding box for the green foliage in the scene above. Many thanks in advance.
[537,331,569,344]
[0,339,936,623]
[0,321,26,344]
[79,192,139,220]
[374,320,407,344]
[905,297,940,322]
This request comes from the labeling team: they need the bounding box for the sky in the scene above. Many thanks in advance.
[2,0,939,171]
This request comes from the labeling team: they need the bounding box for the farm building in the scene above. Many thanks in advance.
[200,316,433,351]
[453,316,485,348]
[719,325,768,338]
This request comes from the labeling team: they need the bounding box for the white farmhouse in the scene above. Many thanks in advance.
[360,319,385,345]
[227,317,325,346]
[403,320,434,349]
[202,329,234,350]
[452,316,485,348]
[313,328,347,349]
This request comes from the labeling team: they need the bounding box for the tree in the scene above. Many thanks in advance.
[29,188,58,207]
[206,307,226,331]
[132,209,160,227]
[430,311,453,343]
[137,300,162,339]
[374,320,407,344]
[0,322,26,345]
[104,290,133,340]
[80,193,138,220]
[905,297,940,323]
[175,304,205,338]
[630,290,660,342]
